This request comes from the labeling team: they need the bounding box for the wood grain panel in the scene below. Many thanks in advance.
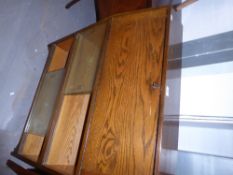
[48,46,69,72]
[64,22,107,94]
[45,165,74,175]
[56,36,74,52]
[81,170,108,175]
[44,94,90,175]
[18,133,44,162]
[79,8,168,175]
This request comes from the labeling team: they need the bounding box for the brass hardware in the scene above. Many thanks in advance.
[151,82,160,89]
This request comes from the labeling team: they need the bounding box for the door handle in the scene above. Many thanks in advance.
[151,82,160,89]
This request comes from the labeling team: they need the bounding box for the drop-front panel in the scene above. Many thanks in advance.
[79,8,169,175]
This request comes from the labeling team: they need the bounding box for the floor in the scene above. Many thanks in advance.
[0,0,95,174]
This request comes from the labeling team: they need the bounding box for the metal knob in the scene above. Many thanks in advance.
[151,82,160,89]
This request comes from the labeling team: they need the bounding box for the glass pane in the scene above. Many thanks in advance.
[26,69,64,135]
[64,22,107,94]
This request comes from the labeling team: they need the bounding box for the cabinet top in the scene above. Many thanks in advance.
[48,6,171,47]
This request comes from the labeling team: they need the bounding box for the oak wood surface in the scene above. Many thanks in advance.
[44,94,90,175]
[18,133,44,162]
[48,46,69,72]
[56,36,75,52]
[79,8,168,175]
[81,170,108,175]
[7,160,40,175]
[44,165,74,175]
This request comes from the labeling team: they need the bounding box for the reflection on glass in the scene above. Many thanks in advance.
[64,22,107,94]
[26,69,64,135]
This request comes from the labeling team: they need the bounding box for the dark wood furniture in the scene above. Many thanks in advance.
[64,0,153,18]
[7,160,39,175]
[95,0,152,20]
[8,7,171,175]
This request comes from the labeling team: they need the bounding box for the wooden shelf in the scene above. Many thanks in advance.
[48,47,69,72]
[48,37,74,72]
[56,37,74,52]
[18,133,44,162]
[43,94,90,175]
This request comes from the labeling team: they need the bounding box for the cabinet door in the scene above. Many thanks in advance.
[79,8,169,175]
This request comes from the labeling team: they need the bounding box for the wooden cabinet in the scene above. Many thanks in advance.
[10,7,170,175]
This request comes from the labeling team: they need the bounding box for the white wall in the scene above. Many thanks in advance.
[180,61,233,117]
[182,0,233,42]
[179,0,233,119]
[178,0,233,161]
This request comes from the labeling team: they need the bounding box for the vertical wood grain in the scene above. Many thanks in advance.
[56,36,74,52]
[18,133,44,162]
[44,94,90,175]
[48,47,69,72]
[80,8,168,175]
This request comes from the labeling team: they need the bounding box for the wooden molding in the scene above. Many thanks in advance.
[174,0,198,11]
